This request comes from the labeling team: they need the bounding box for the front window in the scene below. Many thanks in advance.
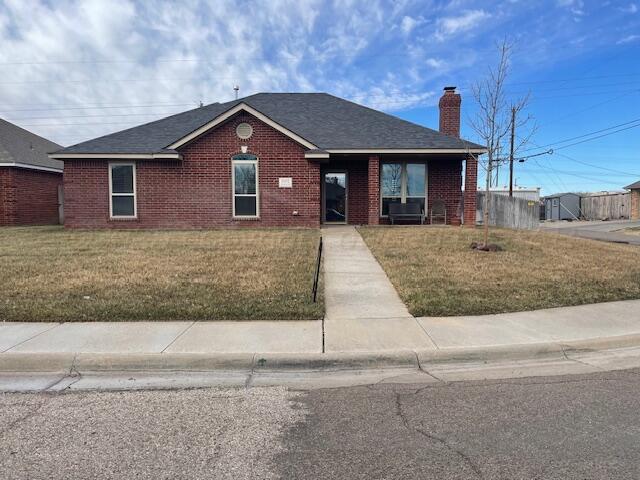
[109,163,136,218]
[381,162,427,216]
[232,154,258,217]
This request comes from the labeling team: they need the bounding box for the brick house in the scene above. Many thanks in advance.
[625,181,640,220]
[0,119,63,226]
[51,88,485,229]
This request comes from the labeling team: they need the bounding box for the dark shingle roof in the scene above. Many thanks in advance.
[625,180,640,190]
[0,119,63,170]
[55,93,484,155]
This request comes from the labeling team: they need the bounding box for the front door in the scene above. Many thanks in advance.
[323,172,347,223]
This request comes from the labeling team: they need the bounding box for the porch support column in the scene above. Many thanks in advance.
[463,155,477,227]
[367,154,380,225]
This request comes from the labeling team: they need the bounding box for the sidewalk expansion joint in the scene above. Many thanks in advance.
[1,323,62,353]
[414,318,440,350]
[160,321,196,353]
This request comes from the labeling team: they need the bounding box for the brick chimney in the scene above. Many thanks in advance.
[439,86,461,137]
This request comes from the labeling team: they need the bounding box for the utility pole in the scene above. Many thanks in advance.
[508,106,516,197]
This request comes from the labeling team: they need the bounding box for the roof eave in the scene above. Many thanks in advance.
[0,162,63,173]
[324,148,487,154]
[49,152,182,160]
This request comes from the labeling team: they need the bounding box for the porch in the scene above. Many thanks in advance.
[317,154,477,226]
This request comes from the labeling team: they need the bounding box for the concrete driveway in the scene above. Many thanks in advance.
[540,219,640,245]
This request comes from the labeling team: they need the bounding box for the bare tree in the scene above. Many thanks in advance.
[469,40,535,246]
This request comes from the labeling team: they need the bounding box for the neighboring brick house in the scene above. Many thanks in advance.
[51,88,485,229]
[625,181,640,220]
[0,119,63,226]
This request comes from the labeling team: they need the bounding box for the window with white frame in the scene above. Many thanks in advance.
[232,154,259,217]
[109,163,136,218]
[381,162,426,216]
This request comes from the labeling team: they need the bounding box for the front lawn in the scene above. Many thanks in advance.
[359,226,640,317]
[0,227,323,321]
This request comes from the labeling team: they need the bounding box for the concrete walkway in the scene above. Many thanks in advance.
[321,226,436,352]
[0,321,322,354]
[1,300,640,355]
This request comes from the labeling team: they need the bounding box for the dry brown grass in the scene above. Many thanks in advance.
[622,226,640,235]
[359,226,640,317]
[0,227,323,321]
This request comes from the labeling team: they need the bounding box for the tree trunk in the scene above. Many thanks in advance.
[483,156,491,245]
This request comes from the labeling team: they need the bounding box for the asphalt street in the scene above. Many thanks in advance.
[2,369,640,479]
[541,219,640,245]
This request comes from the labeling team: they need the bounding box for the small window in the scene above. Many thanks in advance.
[232,154,258,218]
[109,163,136,218]
[552,198,559,207]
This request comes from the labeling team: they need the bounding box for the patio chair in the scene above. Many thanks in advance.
[430,199,447,225]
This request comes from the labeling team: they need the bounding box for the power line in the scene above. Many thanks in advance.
[4,110,186,121]
[0,102,198,112]
[529,159,623,185]
[537,90,637,128]
[553,123,640,151]
[523,118,640,152]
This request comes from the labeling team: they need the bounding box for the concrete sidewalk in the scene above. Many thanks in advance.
[321,225,436,352]
[0,321,322,354]
[2,300,640,356]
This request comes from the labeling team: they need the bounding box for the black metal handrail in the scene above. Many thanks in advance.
[312,236,323,303]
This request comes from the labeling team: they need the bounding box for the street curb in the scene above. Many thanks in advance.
[0,353,75,373]
[73,353,255,372]
[417,334,640,366]
[253,351,418,372]
[1,334,639,374]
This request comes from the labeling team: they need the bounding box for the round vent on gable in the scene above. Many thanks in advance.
[236,122,253,139]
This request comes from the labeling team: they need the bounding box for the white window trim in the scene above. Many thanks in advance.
[231,155,259,219]
[108,162,137,219]
[380,161,428,218]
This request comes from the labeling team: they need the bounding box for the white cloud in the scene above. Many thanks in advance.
[620,3,638,13]
[556,0,586,20]
[617,34,640,44]
[425,58,445,69]
[434,10,490,41]
[400,15,420,35]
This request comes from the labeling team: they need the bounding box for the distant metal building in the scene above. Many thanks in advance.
[476,187,540,202]
[544,192,581,221]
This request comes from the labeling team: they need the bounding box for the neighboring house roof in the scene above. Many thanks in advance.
[0,118,63,171]
[52,93,485,157]
[625,180,640,190]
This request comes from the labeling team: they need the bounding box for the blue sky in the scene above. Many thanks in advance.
[0,0,638,195]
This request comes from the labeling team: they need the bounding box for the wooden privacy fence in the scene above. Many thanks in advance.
[580,193,630,221]
[476,192,539,230]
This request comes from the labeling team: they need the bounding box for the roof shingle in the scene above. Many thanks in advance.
[0,119,63,170]
[55,93,484,155]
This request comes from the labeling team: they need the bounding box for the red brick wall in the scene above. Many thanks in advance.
[438,89,461,138]
[64,113,320,229]
[368,155,380,225]
[463,156,478,227]
[0,167,61,226]
[428,158,463,224]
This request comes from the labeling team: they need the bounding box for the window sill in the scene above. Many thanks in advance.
[233,216,261,221]
[109,217,138,222]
